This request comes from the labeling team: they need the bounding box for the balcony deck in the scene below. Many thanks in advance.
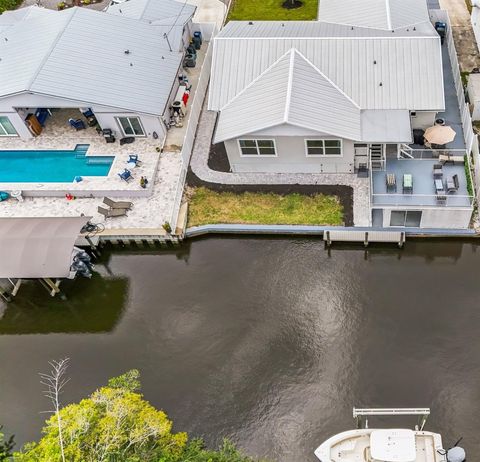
[372,159,472,208]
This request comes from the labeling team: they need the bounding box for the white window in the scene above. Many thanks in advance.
[116,116,145,137]
[238,139,276,156]
[305,139,342,156]
[0,116,17,136]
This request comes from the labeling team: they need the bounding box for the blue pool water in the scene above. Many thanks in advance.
[0,145,114,183]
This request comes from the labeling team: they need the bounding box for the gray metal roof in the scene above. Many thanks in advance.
[318,0,430,31]
[0,6,183,115]
[0,216,89,278]
[209,21,444,112]
[214,49,362,142]
[106,0,196,25]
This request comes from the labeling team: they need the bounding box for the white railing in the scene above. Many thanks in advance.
[430,9,480,199]
[399,145,467,160]
[170,39,215,231]
[371,193,474,207]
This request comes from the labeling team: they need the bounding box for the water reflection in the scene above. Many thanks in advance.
[0,273,128,334]
[0,238,479,462]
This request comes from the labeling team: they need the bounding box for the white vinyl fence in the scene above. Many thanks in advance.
[170,38,215,230]
[431,10,480,199]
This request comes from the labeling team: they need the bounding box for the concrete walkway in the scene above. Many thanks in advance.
[189,102,371,227]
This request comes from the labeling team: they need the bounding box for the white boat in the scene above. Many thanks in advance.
[314,408,466,462]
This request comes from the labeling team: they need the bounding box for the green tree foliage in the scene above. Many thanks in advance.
[0,0,22,14]
[14,370,259,462]
[0,426,14,461]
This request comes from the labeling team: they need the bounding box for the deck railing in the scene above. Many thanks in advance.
[371,193,474,207]
[399,145,467,160]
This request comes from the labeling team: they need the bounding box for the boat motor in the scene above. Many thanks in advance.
[447,446,466,462]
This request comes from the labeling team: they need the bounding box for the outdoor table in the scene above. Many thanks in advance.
[435,178,444,193]
[403,174,413,193]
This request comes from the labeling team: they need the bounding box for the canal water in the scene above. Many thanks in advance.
[0,238,479,461]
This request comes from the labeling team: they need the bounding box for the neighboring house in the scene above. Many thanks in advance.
[0,3,192,142]
[208,0,474,229]
[106,0,197,50]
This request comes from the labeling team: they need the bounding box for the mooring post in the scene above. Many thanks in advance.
[0,286,12,303]
[326,230,331,247]
[86,235,101,257]
[398,232,405,248]
[364,232,369,247]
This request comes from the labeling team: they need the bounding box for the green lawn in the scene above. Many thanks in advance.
[227,0,318,21]
[187,187,344,227]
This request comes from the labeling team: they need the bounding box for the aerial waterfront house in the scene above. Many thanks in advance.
[208,0,475,229]
[0,1,196,143]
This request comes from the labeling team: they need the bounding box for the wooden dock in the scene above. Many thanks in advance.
[324,230,405,247]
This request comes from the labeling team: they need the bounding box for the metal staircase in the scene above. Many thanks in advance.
[369,144,385,170]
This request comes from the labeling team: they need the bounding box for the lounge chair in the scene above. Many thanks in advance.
[386,173,396,192]
[447,174,460,193]
[103,197,133,210]
[98,206,127,219]
[69,118,86,130]
[118,169,134,182]
[403,174,413,194]
[127,154,142,167]
[433,163,443,179]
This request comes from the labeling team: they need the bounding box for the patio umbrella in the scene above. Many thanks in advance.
[424,125,456,145]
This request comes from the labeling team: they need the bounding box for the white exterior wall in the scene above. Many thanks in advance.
[467,74,480,121]
[224,136,355,173]
[93,112,166,141]
[411,111,437,130]
[381,207,472,229]
[0,93,167,142]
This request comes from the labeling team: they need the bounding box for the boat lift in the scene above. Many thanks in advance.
[0,216,93,301]
[353,407,430,431]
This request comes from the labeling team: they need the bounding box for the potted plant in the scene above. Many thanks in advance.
[162,222,172,234]
[57,2,66,9]
[155,146,162,153]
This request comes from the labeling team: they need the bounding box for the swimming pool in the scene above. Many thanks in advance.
[0,145,114,183]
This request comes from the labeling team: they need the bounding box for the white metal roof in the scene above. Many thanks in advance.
[209,21,444,112]
[0,216,89,278]
[106,0,196,25]
[361,110,412,142]
[214,49,362,142]
[318,0,430,31]
[0,6,183,115]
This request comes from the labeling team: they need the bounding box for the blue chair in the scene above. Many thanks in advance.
[127,154,141,167]
[69,118,86,130]
[35,108,51,126]
[118,169,133,182]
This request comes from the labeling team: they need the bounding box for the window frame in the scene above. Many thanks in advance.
[115,116,146,137]
[238,139,277,157]
[390,210,422,227]
[0,116,17,137]
[305,139,343,157]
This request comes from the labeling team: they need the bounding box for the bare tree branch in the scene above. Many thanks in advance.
[39,358,70,462]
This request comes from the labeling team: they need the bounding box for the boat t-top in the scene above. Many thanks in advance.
[314,408,466,462]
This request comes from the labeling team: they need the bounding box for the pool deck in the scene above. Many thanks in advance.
[0,108,184,232]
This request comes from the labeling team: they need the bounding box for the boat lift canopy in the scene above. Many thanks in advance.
[0,216,90,278]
